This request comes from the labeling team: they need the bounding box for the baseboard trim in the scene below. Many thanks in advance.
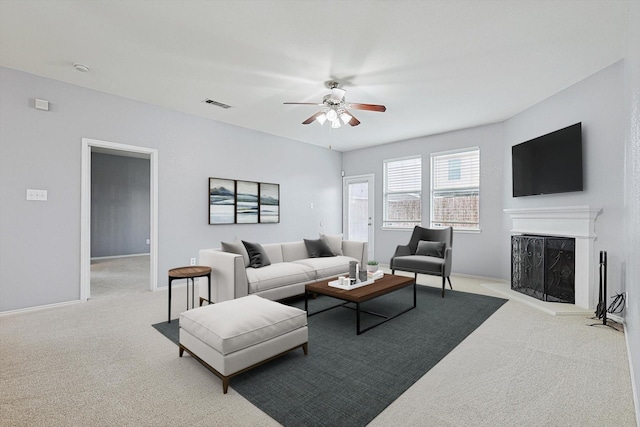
[0,299,82,316]
[379,265,508,284]
[623,323,640,425]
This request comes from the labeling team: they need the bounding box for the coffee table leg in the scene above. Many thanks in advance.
[304,291,308,312]
[356,302,361,335]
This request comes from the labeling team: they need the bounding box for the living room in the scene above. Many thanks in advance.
[1,1,639,425]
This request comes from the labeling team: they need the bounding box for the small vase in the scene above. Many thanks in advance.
[367,264,378,273]
[359,270,368,282]
[349,261,358,280]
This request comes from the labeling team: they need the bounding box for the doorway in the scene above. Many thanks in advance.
[80,138,158,301]
[343,174,374,260]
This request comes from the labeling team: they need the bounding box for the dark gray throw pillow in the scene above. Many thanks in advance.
[304,238,335,258]
[416,240,445,258]
[241,240,271,268]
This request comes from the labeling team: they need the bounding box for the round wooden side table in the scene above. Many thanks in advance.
[168,266,212,323]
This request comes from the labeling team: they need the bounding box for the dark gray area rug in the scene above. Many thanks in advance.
[152,285,507,427]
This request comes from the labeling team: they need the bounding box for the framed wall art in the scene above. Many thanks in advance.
[209,178,235,224]
[259,182,280,223]
[236,180,259,224]
[208,178,280,224]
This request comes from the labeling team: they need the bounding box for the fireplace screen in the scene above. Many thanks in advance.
[511,235,575,304]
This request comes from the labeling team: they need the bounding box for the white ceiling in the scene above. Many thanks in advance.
[0,0,629,152]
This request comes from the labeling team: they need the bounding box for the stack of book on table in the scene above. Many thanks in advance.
[367,270,384,280]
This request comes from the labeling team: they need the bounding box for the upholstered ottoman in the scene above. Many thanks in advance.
[179,294,308,393]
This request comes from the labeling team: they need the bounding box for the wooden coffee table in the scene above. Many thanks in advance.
[304,274,416,335]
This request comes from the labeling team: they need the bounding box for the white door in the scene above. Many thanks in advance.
[343,174,374,260]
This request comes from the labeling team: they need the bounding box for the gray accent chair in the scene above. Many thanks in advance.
[390,226,453,298]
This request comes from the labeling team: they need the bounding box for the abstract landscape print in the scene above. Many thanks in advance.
[260,183,279,223]
[209,178,235,224]
[236,180,259,223]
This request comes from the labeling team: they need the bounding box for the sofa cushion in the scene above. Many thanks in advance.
[293,255,358,280]
[392,255,444,275]
[221,240,250,267]
[416,240,445,258]
[179,295,307,355]
[246,262,315,293]
[261,243,284,264]
[281,241,309,262]
[320,233,343,256]
[242,241,271,268]
[304,238,335,258]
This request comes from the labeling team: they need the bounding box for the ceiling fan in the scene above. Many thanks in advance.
[284,81,386,128]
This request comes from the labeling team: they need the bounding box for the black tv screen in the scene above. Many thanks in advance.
[512,122,583,197]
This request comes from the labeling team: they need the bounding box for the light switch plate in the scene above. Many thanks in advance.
[26,189,48,201]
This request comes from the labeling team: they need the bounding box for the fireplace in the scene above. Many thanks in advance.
[511,235,575,304]
[504,206,601,310]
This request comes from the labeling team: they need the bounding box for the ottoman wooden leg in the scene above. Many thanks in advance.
[303,342,308,355]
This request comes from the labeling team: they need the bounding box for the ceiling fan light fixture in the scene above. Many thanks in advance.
[331,87,346,101]
[326,109,338,122]
[316,113,327,125]
[331,119,341,129]
[340,112,352,125]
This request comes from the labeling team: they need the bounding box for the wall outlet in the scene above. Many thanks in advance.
[146,239,150,245]
[190,258,196,266]
[26,189,48,201]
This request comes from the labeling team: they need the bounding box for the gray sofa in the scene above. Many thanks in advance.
[198,238,368,304]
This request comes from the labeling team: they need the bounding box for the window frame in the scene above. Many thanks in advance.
[429,147,480,232]
[382,155,422,230]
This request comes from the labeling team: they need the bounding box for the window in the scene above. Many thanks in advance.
[430,148,480,230]
[383,156,421,228]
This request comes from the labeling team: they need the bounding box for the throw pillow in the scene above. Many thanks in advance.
[221,240,250,267]
[416,240,445,258]
[319,233,343,256]
[304,238,335,258]
[241,241,272,268]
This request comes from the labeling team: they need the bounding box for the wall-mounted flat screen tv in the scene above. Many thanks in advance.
[512,122,583,197]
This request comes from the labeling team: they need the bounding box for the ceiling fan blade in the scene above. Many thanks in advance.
[347,112,361,126]
[349,103,386,112]
[302,111,324,125]
[284,102,323,106]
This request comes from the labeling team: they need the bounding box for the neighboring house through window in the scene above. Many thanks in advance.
[383,156,421,229]
[430,148,480,230]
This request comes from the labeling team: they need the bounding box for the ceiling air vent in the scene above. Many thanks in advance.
[202,98,232,109]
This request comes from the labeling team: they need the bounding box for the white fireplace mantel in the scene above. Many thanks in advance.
[504,206,602,310]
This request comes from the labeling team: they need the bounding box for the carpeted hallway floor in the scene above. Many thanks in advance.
[0,258,637,426]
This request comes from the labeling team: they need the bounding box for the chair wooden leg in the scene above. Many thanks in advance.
[441,276,445,298]
[447,276,453,289]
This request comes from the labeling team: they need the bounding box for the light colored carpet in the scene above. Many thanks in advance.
[0,262,637,427]
[90,255,150,298]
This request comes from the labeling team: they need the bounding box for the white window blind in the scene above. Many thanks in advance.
[430,148,480,230]
[383,156,421,228]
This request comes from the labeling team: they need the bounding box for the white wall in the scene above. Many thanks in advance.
[502,61,626,297]
[343,123,505,278]
[623,0,640,416]
[0,67,343,312]
[343,60,626,291]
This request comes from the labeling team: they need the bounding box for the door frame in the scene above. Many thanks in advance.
[343,174,375,260]
[80,137,159,301]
